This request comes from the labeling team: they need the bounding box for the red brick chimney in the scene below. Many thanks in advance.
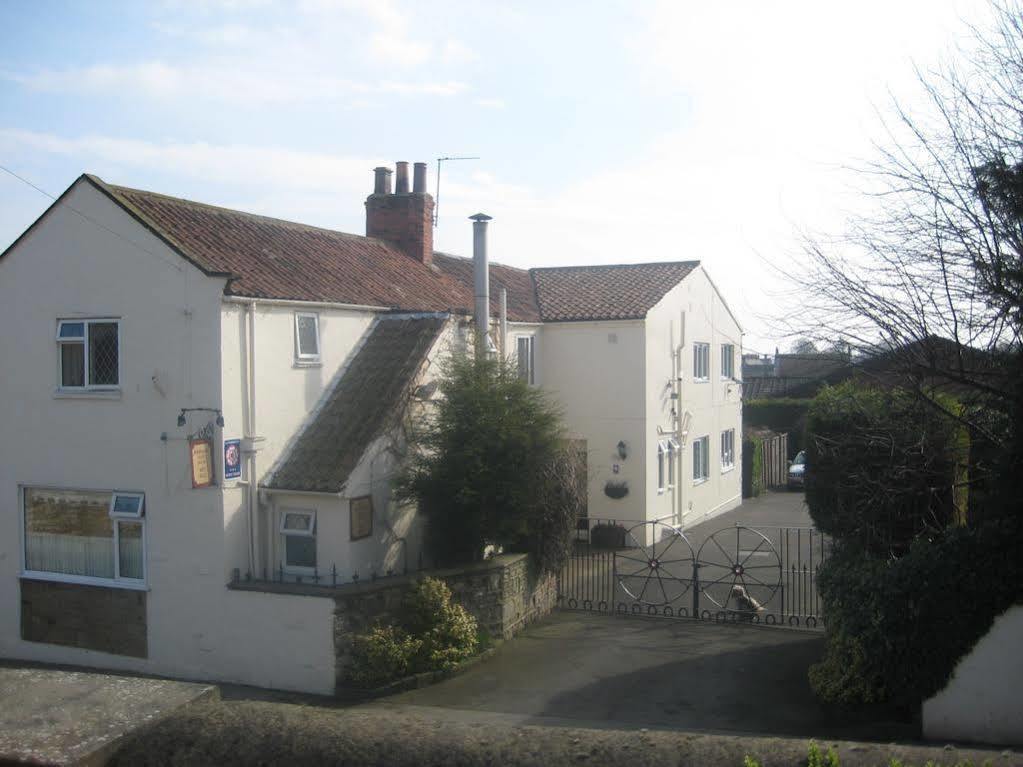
[365,161,435,266]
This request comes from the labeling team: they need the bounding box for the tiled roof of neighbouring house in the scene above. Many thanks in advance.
[264,315,446,493]
[529,261,700,322]
[65,175,702,323]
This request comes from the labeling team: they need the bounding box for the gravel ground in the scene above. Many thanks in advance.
[109,699,1021,767]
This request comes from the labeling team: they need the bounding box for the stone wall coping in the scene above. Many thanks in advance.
[226,553,531,600]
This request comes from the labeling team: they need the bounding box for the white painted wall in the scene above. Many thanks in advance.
[923,605,1023,746]
[259,322,458,581]
[539,320,648,522]
[646,267,743,530]
[0,180,336,694]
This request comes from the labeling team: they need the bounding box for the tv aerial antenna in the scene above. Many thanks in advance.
[434,156,480,226]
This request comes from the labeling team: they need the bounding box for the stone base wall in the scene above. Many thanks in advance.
[333,554,555,690]
[20,578,147,658]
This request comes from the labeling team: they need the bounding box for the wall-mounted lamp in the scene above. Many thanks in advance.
[616,440,628,460]
[177,407,225,428]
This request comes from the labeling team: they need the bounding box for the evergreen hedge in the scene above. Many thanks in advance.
[805,382,968,557]
[743,398,811,458]
[810,519,1023,707]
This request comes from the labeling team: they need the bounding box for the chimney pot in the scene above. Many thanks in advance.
[395,161,410,194]
[373,166,392,195]
[413,162,427,194]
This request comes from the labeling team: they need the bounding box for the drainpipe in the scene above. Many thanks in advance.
[246,301,258,575]
[499,288,508,358]
[470,213,493,357]
[677,312,686,528]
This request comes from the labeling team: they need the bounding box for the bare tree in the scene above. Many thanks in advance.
[782,2,1022,436]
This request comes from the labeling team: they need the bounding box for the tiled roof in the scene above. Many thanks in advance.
[264,316,445,493]
[62,176,700,324]
[86,176,542,322]
[432,252,541,323]
[530,261,699,322]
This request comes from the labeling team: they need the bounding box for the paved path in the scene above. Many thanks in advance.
[0,664,217,765]
[371,611,915,742]
[686,489,814,535]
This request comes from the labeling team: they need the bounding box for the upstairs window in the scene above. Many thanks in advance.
[693,342,710,381]
[516,335,535,385]
[693,435,710,482]
[721,344,735,379]
[721,429,736,470]
[57,319,119,389]
[294,312,320,362]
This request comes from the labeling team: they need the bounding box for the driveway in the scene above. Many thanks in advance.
[371,611,914,742]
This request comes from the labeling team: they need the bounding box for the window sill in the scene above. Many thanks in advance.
[721,465,735,474]
[293,360,322,369]
[692,477,709,486]
[20,571,148,591]
[53,388,122,400]
[692,378,709,384]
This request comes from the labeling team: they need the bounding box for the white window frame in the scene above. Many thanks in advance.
[516,334,535,385]
[721,344,735,380]
[109,491,145,519]
[693,435,710,483]
[667,438,680,489]
[56,318,121,391]
[294,312,321,363]
[721,429,736,471]
[657,440,668,492]
[280,508,317,574]
[693,342,710,382]
[20,485,147,589]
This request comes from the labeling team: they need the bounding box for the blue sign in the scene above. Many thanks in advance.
[224,439,242,480]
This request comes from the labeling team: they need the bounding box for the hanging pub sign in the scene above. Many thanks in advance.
[190,438,214,488]
[223,438,242,481]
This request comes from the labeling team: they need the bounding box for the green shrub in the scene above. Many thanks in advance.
[398,352,581,572]
[741,435,765,498]
[806,740,839,767]
[744,398,812,458]
[805,382,968,557]
[348,625,422,688]
[348,577,479,688]
[811,518,1023,707]
[404,578,479,672]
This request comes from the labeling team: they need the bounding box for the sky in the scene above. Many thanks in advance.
[0,0,993,353]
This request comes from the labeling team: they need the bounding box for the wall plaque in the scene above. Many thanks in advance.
[190,439,214,488]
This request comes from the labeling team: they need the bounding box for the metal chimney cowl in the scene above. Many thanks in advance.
[470,213,493,357]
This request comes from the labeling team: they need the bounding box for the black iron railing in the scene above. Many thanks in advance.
[557,524,831,630]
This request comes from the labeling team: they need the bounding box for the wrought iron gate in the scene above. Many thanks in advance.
[558,520,830,630]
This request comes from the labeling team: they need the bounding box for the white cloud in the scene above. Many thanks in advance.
[474,97,505,110]
[4,62,467,104]
[369,33,433,68]
[0,130,377,197]
[441,40,478,65]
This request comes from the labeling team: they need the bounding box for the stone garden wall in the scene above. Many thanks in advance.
[332,553,556,690]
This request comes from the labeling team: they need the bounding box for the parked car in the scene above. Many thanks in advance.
[787,451,807,490]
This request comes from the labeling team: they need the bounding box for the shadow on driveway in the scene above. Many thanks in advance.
[377,612,915,741]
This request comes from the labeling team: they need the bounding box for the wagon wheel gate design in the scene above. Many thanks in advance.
[559,521,829,629]
[614,521,694,611]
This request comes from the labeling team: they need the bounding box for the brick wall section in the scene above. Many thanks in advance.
[332,554,556,690]
[20,579,147,658]
[364,192,434,266]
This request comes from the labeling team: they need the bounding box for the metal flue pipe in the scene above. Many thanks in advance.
[470,213,493,357]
